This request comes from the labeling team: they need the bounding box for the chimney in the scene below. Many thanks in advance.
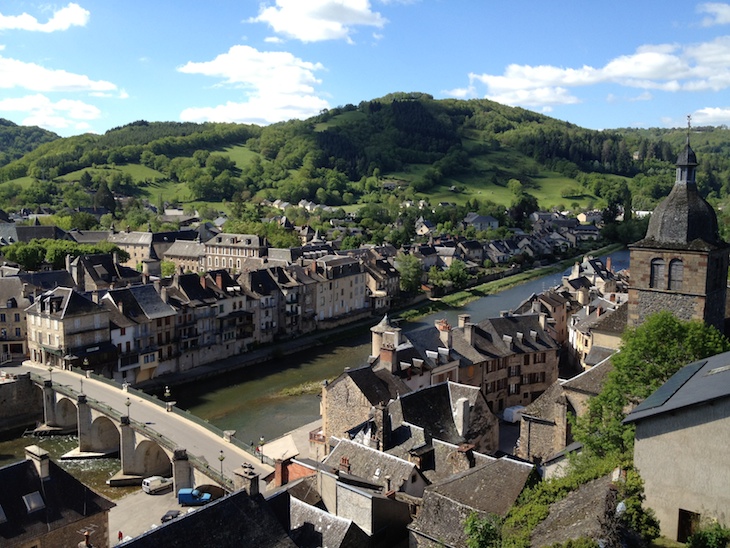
[118,300,123,315]
[200,274,206,289]
[25,445,50,480]
[161,286,168,303]
[606,256,612,272]
[339,456,351,474]
[233,462,260,496]
[65,253,72,273]
[216,273,223,290]
[539,312,547,330]
[435,319,451,348]
[464,323,475,346]
[457,314,471,328]
[274,459,287,487]
[373,403,392,451]
[454,397,470,437]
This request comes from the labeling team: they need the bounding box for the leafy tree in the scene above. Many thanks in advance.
[161,260,177,277]
[464,512,502,548]
[446,259,470,289]
[395,252,422,293]
[94,180,116,213]
[574,311,730,457]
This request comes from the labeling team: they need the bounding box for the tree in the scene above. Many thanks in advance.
[574,311,730,457]
[94,181,116,213]
[464,512,502,548]
[446,259,470,289]
[161,260,177,277]
[395,252,422,293]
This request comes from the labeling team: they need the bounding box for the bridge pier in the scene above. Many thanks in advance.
[173,448,193,492]
[77,394,92,452]
[120,416,137,475]
[42,381,58,427]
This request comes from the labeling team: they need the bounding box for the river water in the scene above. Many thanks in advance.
[0,249,628,496]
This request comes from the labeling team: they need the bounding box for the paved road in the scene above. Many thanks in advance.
[18,363,273,484]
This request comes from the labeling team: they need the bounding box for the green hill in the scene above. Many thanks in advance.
[1,94,729,225]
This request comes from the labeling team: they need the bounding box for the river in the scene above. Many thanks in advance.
[172,248,630,444]
[0,249,628,494]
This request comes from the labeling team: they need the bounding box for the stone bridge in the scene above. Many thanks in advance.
[31,368,270,495]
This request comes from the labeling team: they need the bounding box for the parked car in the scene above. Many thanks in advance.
[161,510,181,523]
[142,476,173,494]
[177,488,212,506]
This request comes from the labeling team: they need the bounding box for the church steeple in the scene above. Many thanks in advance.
[675,115,698,187]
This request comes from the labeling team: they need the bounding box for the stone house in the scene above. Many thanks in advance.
[321,365,410,455]
[309,255,368,323]
[462,212,499,232]
[204,233,267,274]
[449,313,560,413]
[67,253,142,298]
[408,456,535,548]
[518,356,613,466]
[0,446,115,548]
[26,287,115,374]
[163,239,206,274]
[101,284,177,382]
[624,351,730,542]
[568,295,627,370]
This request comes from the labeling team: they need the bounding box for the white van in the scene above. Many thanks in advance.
[142,476,172,494]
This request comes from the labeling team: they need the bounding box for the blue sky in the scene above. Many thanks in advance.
[3,1,730,137]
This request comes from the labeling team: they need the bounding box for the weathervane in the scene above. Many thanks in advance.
[686,114,691,143]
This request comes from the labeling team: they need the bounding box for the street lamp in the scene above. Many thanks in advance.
[218,450,225,477]
[47,366,53,384]
[164,385,171,400]
[258,435,265,463]
[125,397,131,419]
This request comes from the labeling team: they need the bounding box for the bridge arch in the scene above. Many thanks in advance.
[55,397,78,429]
[89,416,120,454]
[134,440,172,477]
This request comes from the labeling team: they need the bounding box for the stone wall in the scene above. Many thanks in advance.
[0,373,42,435]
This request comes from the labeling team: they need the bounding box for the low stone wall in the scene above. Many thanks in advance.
[0,372,43,435]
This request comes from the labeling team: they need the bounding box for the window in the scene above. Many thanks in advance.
[15,328,20,337]
[669,259,683,291]
[1,314,6,322]
[535,352,546,364]
[650,258,665,289]
[13,314,19,322]
[523,355,530,366]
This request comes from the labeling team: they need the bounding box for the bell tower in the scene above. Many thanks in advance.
[628,116,729,332]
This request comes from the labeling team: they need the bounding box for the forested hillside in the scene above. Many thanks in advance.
[0,119,59,169]
[2,93,730,239]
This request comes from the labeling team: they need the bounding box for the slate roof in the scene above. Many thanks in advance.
[0,449,115,546]
[104,284,176,321]
[562,356,613,395]
[0,277,31,309]
[409,457,534,546]
[590,300,628,335]
[342,365,411,406]
[163,240,205,259]
[26,287,100,318]
[66,229,111,244]
[635,141,726,251]
[72,254,142,286]
[288,496,368,548]
[16,271,76,292]
[451,313,558,361]
[624,350,730,424]
[125,491,294,548]
[324,438,420,493]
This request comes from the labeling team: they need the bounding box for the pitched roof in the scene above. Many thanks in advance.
[324,438,419,493]
[0,448,115,545]
[409,457,533,545]
[126,491,294,548]
[624,350,730,424]
[341,365,411,406]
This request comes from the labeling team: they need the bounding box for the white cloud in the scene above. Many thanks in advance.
[250,0,387,43]
[691,106,730,124]
[0,93,101,130]
[465,32,730,111]
[178,45,330,124]
[443,85,475,99]
[0,55,117,93]
[0,3,89,32]
[699,2,730,26]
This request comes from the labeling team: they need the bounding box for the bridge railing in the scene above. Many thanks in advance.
[33,371,236,489]
[47,369,276,467]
